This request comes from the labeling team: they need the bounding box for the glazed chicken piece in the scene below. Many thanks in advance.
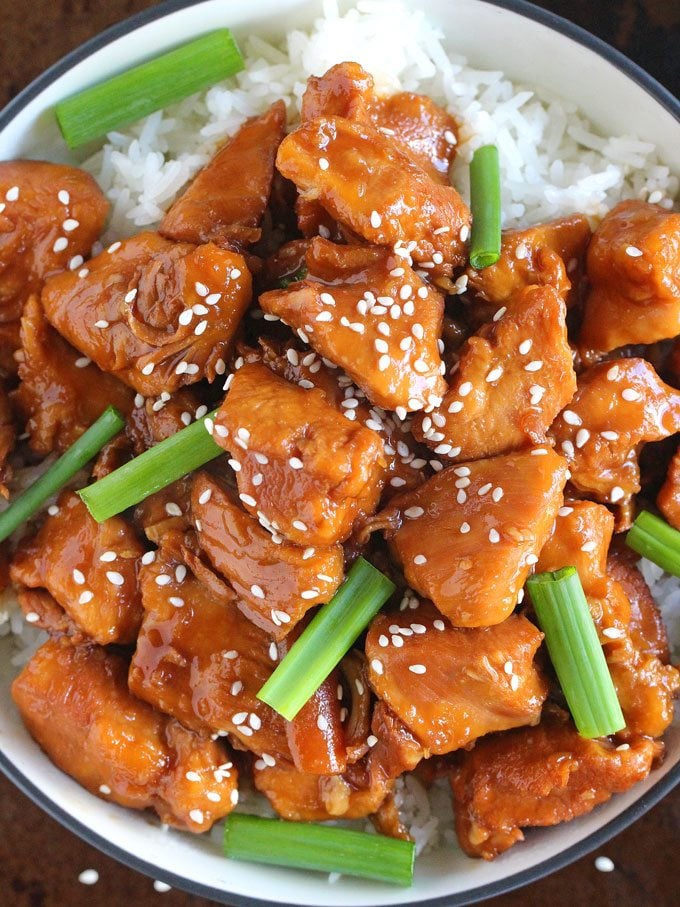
[550,357,680,505]
[17,588,87,642]
[160,101,286,248]
[0,160,109,323]
[413,285,575,461]
[384,447,568,626]
[10,491,144,645]
[126,386,205,453]
[213,362,386,546]
[134,477,193,546]
[465,214,591,306]
[277,116,471,274]
[450,709,660,860]
[301,62,459,183]
[537,503,679,739]
[0,381,14,496]
[368,701,425,783]
[0,320,21,376]
[366,602,547,754]
[13,296,134,455]
[657,447,680,530]
[580,200,680,352]
[12,640,237,833]
[259,237,447,412]
[191,473,344,638]
[41,231,251,396]
[284,666,347,775]
[129,543,292,762]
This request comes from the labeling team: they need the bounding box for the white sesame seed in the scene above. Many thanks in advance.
[594,856,615,872]
[561,440,575,457]
[378,354,390,372]
[141,551,156,565]
[602,627,624,639]
[58,189,70,204]
[63,218,79,232]
[194,281,209,297]
[141,362,155,375]
[493,306,507,322]
[5,186,19,201]
[69,254,84,270]
[460,522,471,534]
[622,388,641,402]
[155,574,171,587]
[319,157,329,170]
[371,658,384,675]
[409,664,427,674]
[107,241,121,253]
[194,319,208,336]
[486,366,503,382]
[99,784,111,795]
[370,210,382,228]
[239,493,257,507]
[293,520,308,532]
[316,714,329,732]
[625,246,643,258]
[404,506,425,519]
[581,541,597,553]
[74,356,91,369]
[526,554,539,565]
[510,674,520,691]
[413,554,427,565]
[25,612,40,624]
[524,360,543,372]
[169,596,184,608]
[165,502,182,517]
[375,338,389,354]
[289,457,304,470]
[489,529,500,544]
[457,489,467,504]
[563,410,582,426]
[189,809,204,824]
[78,870,99,886]
[72,569,85,585]
[575,428,591,448]
[609,486,625,503]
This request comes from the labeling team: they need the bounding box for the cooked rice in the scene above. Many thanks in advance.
[2,0,679,866]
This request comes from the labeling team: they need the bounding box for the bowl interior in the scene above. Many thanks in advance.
[0,1,678,905]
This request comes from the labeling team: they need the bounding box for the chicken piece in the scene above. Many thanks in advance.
[214,362,386,546]
[580,201,680,353]
[607,544,670,661]
[384,447,567,626]
[42,232,251,396]
[12,639,237,832]
[0,381,14,496]
[260,238,446,412]
[277,116,471,274]
[368,701,425,783]
[160,101,286,249]
[191,473,343,638]
[366,602,547,754]
[465,215,591,306]
[413,285,575,461]
[301,62,459,184]
[285,669,347,775]
[536,500,614,593]
[10,491,144,645]
[126,387,204,454]
[657,447,680,530]
[129,544,291,762]
[18,588,87,642]
[134,477,193,546]
[450,709,660,860]
[13,296,134,455]
[0,320,21,375]
[550,358,680,504]
[0,161,109,323]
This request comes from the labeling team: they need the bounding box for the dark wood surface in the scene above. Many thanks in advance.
[0,1,677,905]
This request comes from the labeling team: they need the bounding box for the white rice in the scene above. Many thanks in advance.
[84,0,677,240]
[3,0,679,864]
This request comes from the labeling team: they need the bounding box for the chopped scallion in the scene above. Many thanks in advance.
[527,566,625,738]
[625,509,680,577]
[223,814,414,887]
[79,409,222,522]
[278,265,308,288]
[0,406,124,542]
[56,30,244,148]
[258,557,395,720]
[469,144,501,270]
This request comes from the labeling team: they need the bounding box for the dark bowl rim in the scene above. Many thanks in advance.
[0,0,679,904]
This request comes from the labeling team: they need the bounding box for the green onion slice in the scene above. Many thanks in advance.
[625,510,680,577]
[0,406,124,543]
[278,265,308,288]
[469,143,502,270]
[223,814,415,887]
[79,409,222,522]
[56,30,244,148]
[527,567,625,738]
[258,557,395,720]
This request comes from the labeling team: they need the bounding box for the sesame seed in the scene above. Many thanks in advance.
[525,360,543,372]
[622,388,641,402]
[72,569,85,585]
[486,366,503,382]
[575,428,591,448]
[231,268,242,280]
[489,529,500,544]
[231,789,239,805]
[99,784,111,795]
[561,440,575,457]
[189,809,204,824]
[510,674,520,691]
[292,520,308,532]
[78,870,99,886]
[317,715,329,732]
[289,457,304,470]
[206,293,221,306]
[69,255,84,270]
[194,319,208,336]
[78,590,94,605]
[169,596,184,607]
[107,241,121,253]
[594,856,615,872]
[478,482,492,496]
[493,306,507,322]
[515,242,528,260]
[58,189,70,204]
[457,489,467,504]
[404,506,425,519]
[409,664,427,674]
[460,522,471,534]
[413,554,427,565]
[602,627,624,639]
[609,486,625,503]
[371,658,384,675]
[141,551,156,565]
[607,365,620,380]
[25,612,40,624]
[141,362,155,375]
[526,554,539,565]
[5,186,19,201]
[625,246,643,258]
[165,502,182,517]
[155,574,171,587]
[194,281,209,297]
[370,210,382,228]
[319,157,329,170]
[563,410,581,426]
[63,218,79,232]
[249,713,262,730]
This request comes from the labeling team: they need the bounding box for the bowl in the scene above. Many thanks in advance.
[0,1,678,904]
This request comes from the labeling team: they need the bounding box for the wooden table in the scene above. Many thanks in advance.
[0,1,677,904]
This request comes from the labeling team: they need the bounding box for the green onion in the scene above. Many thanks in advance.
[0,407,124,543]
[223,814,414,887]
[258,557,395,720]
[469,144,501,270]
[626,510,680,577]
[56,30,244,148]
[527,567,625,738]
[79,409,222,522]
[278,265,308,288]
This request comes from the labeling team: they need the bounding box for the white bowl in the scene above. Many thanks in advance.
[0,1,678,904]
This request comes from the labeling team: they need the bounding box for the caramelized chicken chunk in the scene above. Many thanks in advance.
[536,500,614,592]
[129,544,292,762]
[160,101,286,248]
[368,701,425,782]
[384,448,568,626]
[134,477,193,546]
[580,201,680,352]
[551,358,680,504]
[17,588,86,642]
[277,116,471,273]
[42,232,251,396]
[0,161,109,323]
[657,447,680,530]
[126,387,204,454]
[260,238,446,411]
[414,285,575,461]
[450,710,660,860]
[607,544,670,661]
[214,362,386,546]
[12,640,237,833]
[285,669,347,776]
[191,473,344,637]
[465,214,591,305]
[13,296,134,455]
[11,491,144,645]
[366,602,547,754]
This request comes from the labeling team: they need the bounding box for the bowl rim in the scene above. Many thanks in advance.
[0,0,678,904]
